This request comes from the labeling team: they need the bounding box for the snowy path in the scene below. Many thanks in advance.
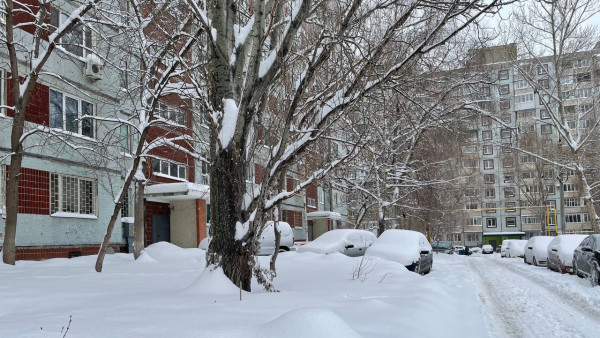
[469,255,600,338]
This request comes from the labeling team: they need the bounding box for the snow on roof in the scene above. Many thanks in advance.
[306,211,342,220]
[484,231,525,236]
[144,183,210,202]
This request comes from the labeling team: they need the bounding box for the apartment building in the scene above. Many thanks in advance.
[452,43,598,249]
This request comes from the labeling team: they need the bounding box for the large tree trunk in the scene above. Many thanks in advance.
[2,147,23,265]
[206,147,254,291]
[133,180,145,259]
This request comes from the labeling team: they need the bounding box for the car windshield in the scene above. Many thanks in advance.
[434,241,452,249]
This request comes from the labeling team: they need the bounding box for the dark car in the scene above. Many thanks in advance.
[572,234,600,286]
[432,241,452,254]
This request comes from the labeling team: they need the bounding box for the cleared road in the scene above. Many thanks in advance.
[468,254,600,338]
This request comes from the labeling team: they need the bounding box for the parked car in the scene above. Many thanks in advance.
[500,239,513,258]
[432,241,452,253]
[482,244,494,254]
[296,229,376,257]
[572,234,600,286]
[505,240,528,258]
[366,229,433,275]
[524,236,554,266]
[453,245,465,253]
[547,235,588,273]
[198,221,294,256]
[470,247,482,255]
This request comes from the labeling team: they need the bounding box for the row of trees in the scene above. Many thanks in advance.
[4,0,600,292]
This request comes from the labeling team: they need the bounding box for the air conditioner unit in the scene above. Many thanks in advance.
[84,54,103,81]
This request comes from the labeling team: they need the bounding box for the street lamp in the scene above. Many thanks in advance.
[556,171,570,234]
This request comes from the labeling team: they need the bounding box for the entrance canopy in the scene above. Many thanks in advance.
[306,211,342,221]
[144,183,210,203]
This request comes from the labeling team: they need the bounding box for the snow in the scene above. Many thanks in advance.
[50,212,98,220]
[526,236,554,261]
[121,217,134,223]
[366,229,432,266]
[548,235,588,265]
[4,242,600,337]
[296,229,376,255]
[144,182,210,195]
[506,239,528,257]
[219,99,239,148]
[306,211,342,220]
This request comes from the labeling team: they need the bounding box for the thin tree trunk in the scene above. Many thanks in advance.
[133,179,145,259]
[270,219,281,272]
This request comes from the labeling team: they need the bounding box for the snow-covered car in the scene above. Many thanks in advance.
[470,247,482,255]
[482,244,494,254]
[572,234,600,285]
[296,229,376,257]
[505,240,528,258]
[524,236,554,266]
[453,245,466,253]
[546,234,588,274]
[500,239,513,258]
[259,221,294,255]
[366,230,433,275]
[198,221,294,255]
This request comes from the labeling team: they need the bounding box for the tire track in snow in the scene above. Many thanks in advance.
[468,257,600,338]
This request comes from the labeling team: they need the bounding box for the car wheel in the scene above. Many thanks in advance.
[533,257,538,266]
[590,261,600,287]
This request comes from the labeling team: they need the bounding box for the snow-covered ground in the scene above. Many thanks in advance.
[1,244,599,337]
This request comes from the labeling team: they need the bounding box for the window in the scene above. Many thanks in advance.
[499,84,510,95]
[50,173,97,216]
[546,185,555,195]
[498,69,509,80]
[465,202,479,210]
[517,109,535,118]
[542,167,554,180]
[469,217,482,226]
[467,129,478,139]
[522,215,539,224]
[307,197,316,208]
[452,233,462,242]
[120,125,131,153]
[515,80,528,90]
[502,157,513,168]
[520,154,535,163]
[318,189,324,205]
[50,90,94,138]
[543,139,553,149]
[518,124,535,134]
[485,203,496,213]
[499,100,511,110]
[481,86,491,97]
[578,104,593,114]
[502,144,512,153]
[524,185,539,193]
[484,174,495,184]
[486,218,497,228]
[157,103,187,125]
[537,64,548,75]
[564,198,581,207]
[539,94,549,105]
[504,187,515,198]
[121,191,131,218]
[466,233,481,242]
[538,78,550,89]
[576,73,591,83]
[565,214,590,223]
[0,165,5,213]
[477,101,492,110]
[561,75,573,85]
[50,8,93,58]
[152,158,187,180]
[482,116,492,126]
[483,145,493,155]
[540,109,550,119]
[574,88,593,98]
[482,130,492,140]
[563,183,577,192]
[506,217,517,227]
[501,128,512,139]
[522,171,535,179]
[574,59,590,68]
[483,159,494,170]
[463,159,478,168]
[462,145,477,153]
[464,188,477,197]
[0,69,5,115]
[515,93,534,104]
[506,202,516,212]
[485,188,495,199]
[504,174,514,183]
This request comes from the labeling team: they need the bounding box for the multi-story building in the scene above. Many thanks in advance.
[451,43,598,249]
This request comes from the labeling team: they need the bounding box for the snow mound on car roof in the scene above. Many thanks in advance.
[184,266,240,295]
[366,229,431,266]
[296,229,376,254]
[139,242,199,263]
[261,308,362,338]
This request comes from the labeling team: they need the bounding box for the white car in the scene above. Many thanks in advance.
[547,235,588,273]
[482,244,494,254]
[452,245,466,253]
[296,229,376,257]
[198,221,294,255]
[524,236,554,266]
[366,230,433,274]
[500,239,513,257]
[505,240,528,258]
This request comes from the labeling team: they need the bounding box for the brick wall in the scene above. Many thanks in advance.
[6,167,50,215]
[12,0,51,39]
[144,201,170,247]
[306,183,318,212]
[15,245,122,261]
[6,81,50,126]
[283,210,303,228]
[254,163,265,184]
